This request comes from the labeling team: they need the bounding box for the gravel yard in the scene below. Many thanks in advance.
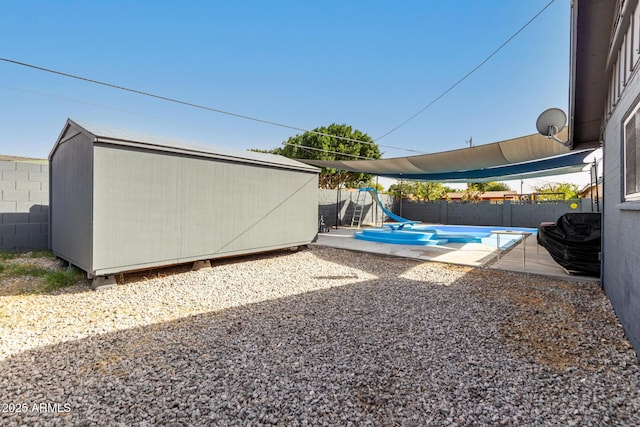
[1,246,639,426]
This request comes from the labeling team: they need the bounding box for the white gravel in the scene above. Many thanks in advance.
[1,246,638,426]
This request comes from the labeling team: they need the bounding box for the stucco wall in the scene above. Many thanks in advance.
[0,160,49,250]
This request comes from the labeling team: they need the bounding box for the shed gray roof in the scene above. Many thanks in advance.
[50,119,319,173]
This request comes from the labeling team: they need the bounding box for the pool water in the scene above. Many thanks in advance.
[354,224,537,249]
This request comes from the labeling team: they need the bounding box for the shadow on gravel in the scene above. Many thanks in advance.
[1,248,638,426]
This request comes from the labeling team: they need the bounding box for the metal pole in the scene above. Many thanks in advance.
[522,234,527,271]
[399,179,403,217]
[375,176,379,227]
[591,159,600,212]
[590,160,595,212]
[335,172,340,229]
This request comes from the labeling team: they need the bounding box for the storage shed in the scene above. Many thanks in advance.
[49,119,319,288]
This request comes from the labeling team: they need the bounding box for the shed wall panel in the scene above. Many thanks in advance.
[50,133,93,270]
[177,155,318,256]
[92,146,182,272]
[91,145,318,275]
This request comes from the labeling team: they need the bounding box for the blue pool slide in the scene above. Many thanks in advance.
[360,187,419,229]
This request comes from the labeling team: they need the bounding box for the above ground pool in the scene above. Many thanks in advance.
[354,224,537,249]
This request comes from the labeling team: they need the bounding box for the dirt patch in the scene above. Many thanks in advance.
[469,269,630,371]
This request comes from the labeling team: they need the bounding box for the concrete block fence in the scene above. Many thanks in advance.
[320,189,596,230]
[396,198,595,228]
[319,188,394,228]
[0,160,49,250]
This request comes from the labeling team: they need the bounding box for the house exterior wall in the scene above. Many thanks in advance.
[603,102,640,353]
[0,160,49,250]
[602,67,640,353]
[600,1,640,353]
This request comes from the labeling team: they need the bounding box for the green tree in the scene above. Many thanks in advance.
[269,123,382,189]
[460,181,512,203]
[387,182,449,201]
[371,182,385,192]
[413,182,449,201]
[387,182,415,200]
[484,182,511,191]
[533,182,579,201]
[468,181,511,192]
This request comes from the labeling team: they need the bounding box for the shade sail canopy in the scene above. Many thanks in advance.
[301,130,596,182]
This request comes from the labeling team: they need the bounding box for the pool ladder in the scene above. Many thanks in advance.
[350,190,366,228]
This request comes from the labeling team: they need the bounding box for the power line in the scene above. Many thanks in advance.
[0,84,157,118]
[374,0,557,141]
[285,143,377,160]
[0,82,390,160]
[0,57,424,154]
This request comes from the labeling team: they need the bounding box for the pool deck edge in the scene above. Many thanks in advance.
[313,226,601,283]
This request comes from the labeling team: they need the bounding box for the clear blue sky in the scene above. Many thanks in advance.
[1,0,570,168]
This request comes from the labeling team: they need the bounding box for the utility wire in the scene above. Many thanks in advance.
[0,57,423,154]
[0,82,388,160]
[374,0,557,141]
[285,143,376,160]
[0,84,157,118]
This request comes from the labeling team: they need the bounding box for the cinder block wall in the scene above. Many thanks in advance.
[0,160,49,250]
[319,189,393,228]
[397,199,595,228]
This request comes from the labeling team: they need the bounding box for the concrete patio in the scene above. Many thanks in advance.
[313,225,600,283]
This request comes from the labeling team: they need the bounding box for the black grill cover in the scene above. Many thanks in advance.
[537,213,601,277]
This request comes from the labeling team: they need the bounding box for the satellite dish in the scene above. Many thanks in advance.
[536,108,569,146]
[536,108,566,135]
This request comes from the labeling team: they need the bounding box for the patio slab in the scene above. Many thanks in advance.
[313,226,600,283]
